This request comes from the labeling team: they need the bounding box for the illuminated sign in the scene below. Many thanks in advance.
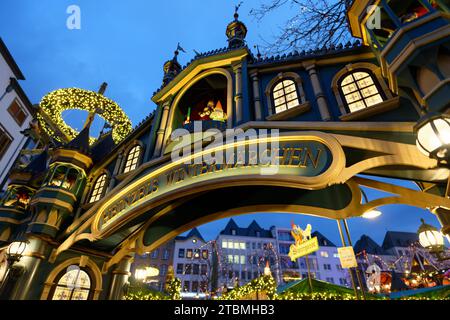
[93,134,343,234]
[288,222,319,261]
[338,246,358,268]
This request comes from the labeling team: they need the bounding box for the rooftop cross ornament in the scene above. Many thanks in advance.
[82,82,107,131]
[235,1,244,16]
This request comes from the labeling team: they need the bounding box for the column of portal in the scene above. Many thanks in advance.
[233,64,243,124]
[304,62,331,121]
[153,101,171,158]
[250,70,263,120]
[107,255,133,300]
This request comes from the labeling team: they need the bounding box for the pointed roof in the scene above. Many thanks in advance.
[382,231,418,250]
[311,231,336,247]
[354,234,387,255]
[219,219,273,238]
[175,228,205,242]
[90,132,115,163]
[23,149,48,174]
[64,126,91,155]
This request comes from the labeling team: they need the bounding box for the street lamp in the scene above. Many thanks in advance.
[360,189,382,219]
[6,240,28,264]
[414,113,450,161]
[417,218,448,261]
[134,266,160,282]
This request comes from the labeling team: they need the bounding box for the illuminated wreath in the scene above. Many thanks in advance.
[38,88,132,145]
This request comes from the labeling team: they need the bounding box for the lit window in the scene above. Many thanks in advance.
[272,79,300,114]
[228,241,233,249]
[234,255,239,264]
[234,242,240,249]
[320,251,329,258]
[227,255,233,263]
[89,174,107,203]
[0,126,12,160]
[186,249,193,259]
[222,240,228,248]
[340,71,384,112]
[52,267,91,300]
[239,242,246,250]
[240,256,246,264]
[123,145,142,173]
[7,100,27,126]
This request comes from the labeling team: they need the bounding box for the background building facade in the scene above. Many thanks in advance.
[0,38,34,192]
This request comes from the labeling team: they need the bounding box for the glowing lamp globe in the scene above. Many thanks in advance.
[417,219,444,252]
[134,267,147,281]
[414,113,450,160]
[145,266,160,277]
[7,240,28,262]
[362,209,382,219]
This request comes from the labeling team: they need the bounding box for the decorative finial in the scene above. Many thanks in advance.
[254,45,261,59]
[175,42,186,56]
[235,1,243,19]
[98,82,108,95]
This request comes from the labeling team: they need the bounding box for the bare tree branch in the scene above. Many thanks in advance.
[250,0,355,55]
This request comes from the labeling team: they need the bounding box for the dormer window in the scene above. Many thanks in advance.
[123,145,142,173]
[339,70,384,113]
[231,229,236,236]
[256,231,261,238]
[272,79,300,114]
[89,173,108,203]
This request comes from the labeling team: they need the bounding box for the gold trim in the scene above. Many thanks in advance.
[152,50,248,103]
[161,67,234,151]
[92,131,346,236]
[339,97,400,121]
[30,197,74,212]
[52,149,93,168]
[36,187,78,202]
[266,102,311,121]
[40,256,103,300]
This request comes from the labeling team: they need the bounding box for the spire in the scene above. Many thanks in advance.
[64,125,91,155]
[226,3,247,49]
[23,148,48,174]
[163,44,184,86]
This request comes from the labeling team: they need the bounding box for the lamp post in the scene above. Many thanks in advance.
[417,219,449,261]
[0,240,28,299]
[414,113,450,162]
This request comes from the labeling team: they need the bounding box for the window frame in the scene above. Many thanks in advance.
[337,68,386,114]
[49,267,95,300]
[122,142,143,174]
[88,172,109,204]
[0,125,13,161]
[270,78,301,115]
[7,99,28,127]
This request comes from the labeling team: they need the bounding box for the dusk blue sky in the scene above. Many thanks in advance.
[0,1,447,246]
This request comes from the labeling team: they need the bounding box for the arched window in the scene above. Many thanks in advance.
[339,70,384,112]
[89,174,108,203]
[52,267,92,300]
[272,79,300,114]
[123,145,142,173]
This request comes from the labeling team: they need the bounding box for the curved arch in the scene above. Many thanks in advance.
[264,72,306,117]
[331,62,393,115]
[40,256,103,300]
[162,68,233,152]
[120,140,145,174]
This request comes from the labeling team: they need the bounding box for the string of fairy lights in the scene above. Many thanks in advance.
[355,242,439,273]
[38,88,132,145]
